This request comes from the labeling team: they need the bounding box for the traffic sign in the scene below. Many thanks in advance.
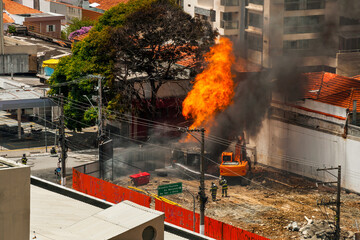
[158,182,182,196]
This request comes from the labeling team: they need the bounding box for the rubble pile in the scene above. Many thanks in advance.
[285,217,356,240]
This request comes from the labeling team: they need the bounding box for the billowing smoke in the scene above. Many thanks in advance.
[207,57,306,158]
[338,0,360,19]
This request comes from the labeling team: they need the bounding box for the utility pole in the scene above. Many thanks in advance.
[317,165,341,239]
[98,77,103,140]
[59,94,67,186]
[185,127,206,235]
[43,88,47,152]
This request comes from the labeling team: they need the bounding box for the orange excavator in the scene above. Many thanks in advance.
[219,136,251,185]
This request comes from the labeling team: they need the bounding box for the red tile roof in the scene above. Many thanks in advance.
[88,0,129,11]
[3,0,42,14]
[352,75,360,80]
[72,32,89,42]
[303,72,360,112]
[82,8,103,20]
[3,12,14,23]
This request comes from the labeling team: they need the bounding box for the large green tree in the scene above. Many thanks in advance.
[49,0,217,131]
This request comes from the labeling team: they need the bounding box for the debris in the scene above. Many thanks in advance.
[285,221,300,231]
[304,216,314,225]
[288,219,356,239]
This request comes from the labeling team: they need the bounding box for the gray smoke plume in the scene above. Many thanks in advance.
[206,57,306,159]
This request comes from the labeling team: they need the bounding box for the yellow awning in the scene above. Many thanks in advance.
[42,59,60,68]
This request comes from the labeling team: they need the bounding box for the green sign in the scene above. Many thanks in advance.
[158,182,182,196]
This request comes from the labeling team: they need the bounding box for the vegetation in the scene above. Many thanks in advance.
[8,25,16,34]
[64,18,97,39]
[49,0,217,131]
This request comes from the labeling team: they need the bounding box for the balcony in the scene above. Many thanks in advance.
[220,0,239,6]
[220,20,239,29]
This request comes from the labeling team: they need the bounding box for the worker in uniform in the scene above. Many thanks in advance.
[220,178,228,197]
[21,154,28,165]
[50,147,57,155]
[210,182,218,201]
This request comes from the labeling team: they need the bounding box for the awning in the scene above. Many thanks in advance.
[0,89,57,110]
[42,59,60,68]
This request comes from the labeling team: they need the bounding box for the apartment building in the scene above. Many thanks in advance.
[182,0,360,75]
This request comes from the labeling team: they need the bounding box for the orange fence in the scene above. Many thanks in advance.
[155,199,269,240]
[73,169,151,208]
[73,169,268,239]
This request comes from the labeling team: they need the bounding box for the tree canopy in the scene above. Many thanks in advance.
[49,0,217,131]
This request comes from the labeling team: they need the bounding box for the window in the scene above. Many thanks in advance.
[285,0,324,11]
[284,15,324,34]
[248,12,263,29]
[46,25,55,32]
[195,13,208,21]
[339,37,360,51]
[283,39,320,54]
[306,0,324,9]
[285,0,300,10]
[248,0,263,5]
[223,155,232,162]
[247,34,263,51]
[223,12,233,21]
[28,25,35,31]
[221,0,239,6]
[221,12,238,29]
[340,17,360,26]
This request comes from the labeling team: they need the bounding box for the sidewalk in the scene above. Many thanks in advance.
[0,146,54,158]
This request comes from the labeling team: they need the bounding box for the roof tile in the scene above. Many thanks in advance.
[3,0,42,14]
[88,0,129,11]
[303,72,360,112]
[3,12,14,23]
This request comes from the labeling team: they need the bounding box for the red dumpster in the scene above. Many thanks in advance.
[130,172,150,186]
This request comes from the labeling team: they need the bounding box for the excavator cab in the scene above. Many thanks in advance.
[219,139,251,185]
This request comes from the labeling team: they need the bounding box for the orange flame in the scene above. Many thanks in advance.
[182,37,235,128]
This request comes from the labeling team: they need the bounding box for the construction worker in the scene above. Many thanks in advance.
[50,147,57,155]
[21,154,27,165]
[220,178,228,197]
[210,182,218,201]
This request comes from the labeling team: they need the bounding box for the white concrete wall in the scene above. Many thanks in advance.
[183,0,196,17]
[251,117,360,193]
[8,14,25,25]
[0,160,30,240]
[22,0,34,9]
[39,0,51,13]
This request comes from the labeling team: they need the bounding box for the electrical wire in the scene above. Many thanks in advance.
[48,96,360,180]
[49,97,352,178]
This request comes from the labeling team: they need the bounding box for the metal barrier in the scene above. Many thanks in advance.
[72,168,269,240]
[72,169,151,207]
[73,161,100,178]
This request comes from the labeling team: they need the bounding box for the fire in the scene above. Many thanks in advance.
[182,37,235,128]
